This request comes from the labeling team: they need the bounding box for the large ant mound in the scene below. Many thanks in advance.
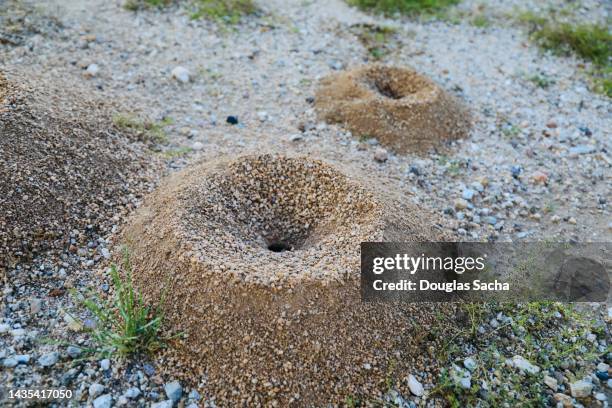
[315,64,472,153]
[120,154,450,405]
[0,70,159,272]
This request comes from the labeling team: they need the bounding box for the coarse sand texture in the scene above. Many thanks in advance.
[0,70,158,274]
[120,154,450,405]
[315,64,472,153]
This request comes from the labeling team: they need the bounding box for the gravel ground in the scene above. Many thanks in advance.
[1,0,610,406]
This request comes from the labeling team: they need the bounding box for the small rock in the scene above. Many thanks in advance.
[462,189,475,201]
[2,357,18,368]
[92,394,112,408]
[89,383,105,398]
[544,375,558,390]
[188,389,200,401]
[596,392,607,401]
[373,147,388,163]
[407,374,424,396]
[191,141,204,151]
[171,66,190,83]
[568,145,595,155]
[511,355,540,374]
[15,354,30,364]
[100,359,110,370]
[463,357,477,372]
[0,323,9,333]
[67,346,82,359]
[99,248,111,259]
[11,328,26,337]
[151,400,173,408]
[530,171,548,184]
[454,198,469,210]
[164,380,182,403]
[553,393,573,407]
[256,111,269,122]
[125,387,141,399]
[85,64,100,78]
[38,352,59,367]
[30,298,42,314]
[569,380,592,398]
[226,115,239,125]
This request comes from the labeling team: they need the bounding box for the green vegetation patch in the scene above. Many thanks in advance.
[70,249,179,357]
[349,23,399,60]
[189,0,257,23]
[517,12,611,97]
[347,0,460,16]
[431,302,606,406]
[113,113,172,145]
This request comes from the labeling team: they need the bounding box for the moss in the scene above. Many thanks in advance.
[471,14,490,28]
[350,23,399,60]
[189,0,256,23]
[112,113,172,145]
[347,0,460,17]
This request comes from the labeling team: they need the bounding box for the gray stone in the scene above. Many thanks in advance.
[511,355,540,374]
[407,374,424,396]
[124,387,141,399]
[164,380,182,402]
[100,359,110,370]
[38,352,59,367]
[569,380,592,398]
[188,389,200,401]
[462,189,475,201]
[92,394,112,408]
[0,323,9,333]
[67,346,82,359]
[151,401,173,408]
[373,147,388,163]
[544,375,558,390]
[30,298,42,314]
[171,66,190,83]
[15,354,30,364]
[89,383,105,398]
[568,145,595,155]
[3,357,18,368]
[463,357,477,372]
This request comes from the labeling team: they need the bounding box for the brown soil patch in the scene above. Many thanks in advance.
[315,64,472,153]
[0,70,160,273]
[120,154,451,405]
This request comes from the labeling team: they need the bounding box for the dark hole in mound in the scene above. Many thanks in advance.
[267,241,292,253]
[375,81,403,99]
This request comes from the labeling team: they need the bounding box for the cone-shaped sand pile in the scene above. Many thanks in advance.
[315,64,472,153]
[120,154,449,404]
[0,70,158,272]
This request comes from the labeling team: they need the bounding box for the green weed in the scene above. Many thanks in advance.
[70,249,178,357]
[190,0,256,23]
[347,0,460,17]
[351,23,398,60]
[113,113,172,144]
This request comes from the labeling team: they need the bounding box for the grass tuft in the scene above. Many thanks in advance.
[516,12,611,97]
[347,0,460,17]
[70,248,177,357]
[113,113,172,145]
[190,0,256,23]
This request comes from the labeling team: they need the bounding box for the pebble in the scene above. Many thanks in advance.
[407,374,424,396]
[3,357,18,368]
[373,147,388,163]
[16,354,30,364]
[100,359,110,370]
[454,198,469,210]
[595,392,607,401]
[30,298,42,314]
[0,323,9,333]
[125,387,141,399]
[530,171,548,184]
[89,383,105,398]
[191,141,204,151]
[11,328,26,337]
[510,355,540,374]
[569,380,593,398]
[151,400,173,408]
[544,375,558,390]
[85,64,100,77]
[171,66,190,83]
[38,352,59,367]
[463,357,477,372]
[568,145,595,155]
[462,189,475,201]
[226,115,239,125]
[67,345,82,359]
[164,380,182,402]
[257,111,269,122]
[93,394,112,408]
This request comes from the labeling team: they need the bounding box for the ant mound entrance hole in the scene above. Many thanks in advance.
[267,240,292,253]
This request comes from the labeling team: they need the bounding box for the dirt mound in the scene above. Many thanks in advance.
[120,154,450,405]
[315,64,472,153]
[0,70,160,272]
